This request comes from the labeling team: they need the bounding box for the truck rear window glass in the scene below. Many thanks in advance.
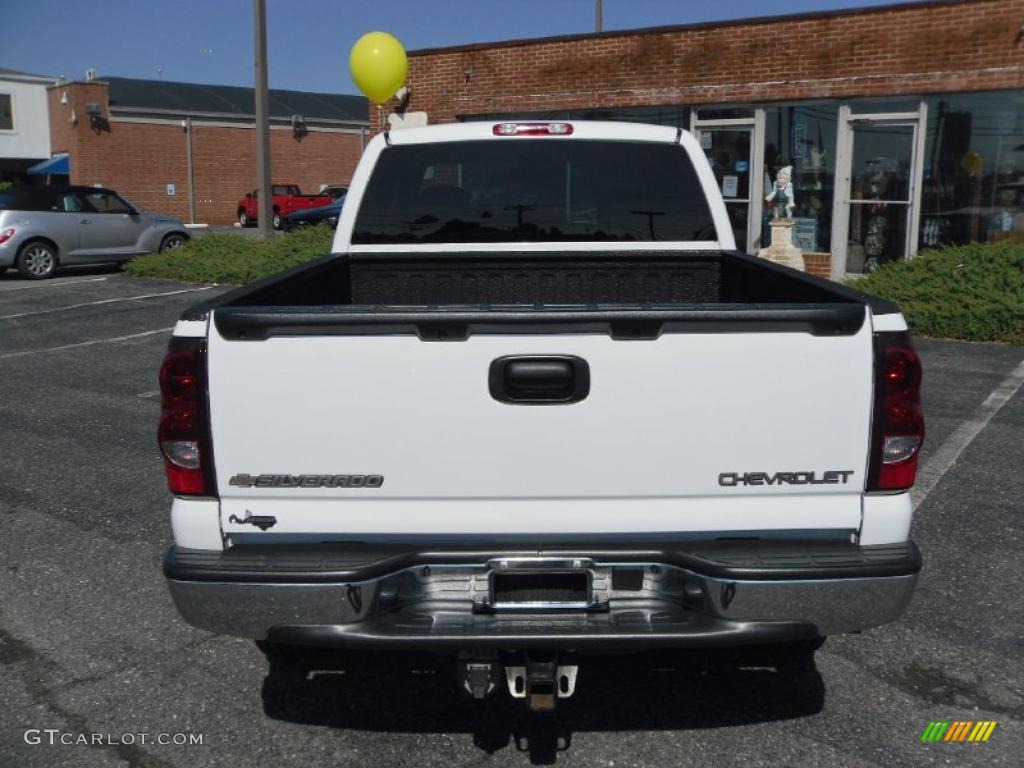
[352,140,718,244]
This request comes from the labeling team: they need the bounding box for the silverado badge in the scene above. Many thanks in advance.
[228,473,384,489]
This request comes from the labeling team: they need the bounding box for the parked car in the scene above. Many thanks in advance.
[236,184,333,230]
[162,121,923,710]
[282,193,345,231]
[319,184,348,199]
[0,185,189,279]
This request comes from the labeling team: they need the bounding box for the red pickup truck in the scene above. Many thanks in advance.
[236,184,333,230]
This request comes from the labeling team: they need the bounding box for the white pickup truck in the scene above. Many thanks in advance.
[161,121,924,709]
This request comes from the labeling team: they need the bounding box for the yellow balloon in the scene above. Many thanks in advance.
[349,32,408,105]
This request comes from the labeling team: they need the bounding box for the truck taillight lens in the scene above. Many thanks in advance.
[159,338,213,496]
[867,331,924,492]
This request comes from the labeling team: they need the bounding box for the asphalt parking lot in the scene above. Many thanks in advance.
[1,266,1021,767]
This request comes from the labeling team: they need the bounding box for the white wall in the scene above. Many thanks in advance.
[0,78,51,160]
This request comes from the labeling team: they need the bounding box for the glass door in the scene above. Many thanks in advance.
[832,104,927,276]
[691,113,765,253]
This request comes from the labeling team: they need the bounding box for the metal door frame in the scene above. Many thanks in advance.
[830,102,928,279]
[690,110,766,253]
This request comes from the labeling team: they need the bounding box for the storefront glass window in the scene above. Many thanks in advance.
[848,98,922,115]
[844,122,917,273]
[920,90,1024,249]
[696,127,754,250]
[763,103,838,253]
[694,107,754,121]
[573,105,691,128]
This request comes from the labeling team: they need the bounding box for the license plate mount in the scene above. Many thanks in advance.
[488,569,593,611]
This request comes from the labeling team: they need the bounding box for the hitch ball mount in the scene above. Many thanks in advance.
[457,656,579,711]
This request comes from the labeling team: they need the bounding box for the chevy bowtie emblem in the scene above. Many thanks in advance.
[228,510,277,531]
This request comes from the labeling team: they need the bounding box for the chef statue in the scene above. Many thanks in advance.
[765,165,795,220]
[757,164,805,271]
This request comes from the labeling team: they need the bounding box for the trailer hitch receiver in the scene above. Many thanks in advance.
[505,658,579,711]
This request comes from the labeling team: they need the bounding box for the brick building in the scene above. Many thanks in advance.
[48,76,368,225]
[383,0,1024,278]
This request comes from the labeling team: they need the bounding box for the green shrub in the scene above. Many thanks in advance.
[850,241,1024,344]
[125,224,334,284]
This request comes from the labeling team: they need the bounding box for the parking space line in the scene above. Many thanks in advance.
[0,286,213,321]
[913,357,1024,510]
[0,327,174,360]
[0,277,108,292]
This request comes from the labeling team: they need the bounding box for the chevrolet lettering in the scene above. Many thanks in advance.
[718,470,856,487]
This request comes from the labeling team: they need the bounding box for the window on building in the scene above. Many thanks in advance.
[920,90,1024,248]
[848,98,923,116]
[0,94,13,130]
[763,103,839,253]
[694,107,754,121]
[572,106,690,128]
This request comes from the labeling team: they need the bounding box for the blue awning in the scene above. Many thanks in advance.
[27,153,70,175]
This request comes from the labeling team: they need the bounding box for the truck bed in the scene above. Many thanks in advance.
[185,250,896,341]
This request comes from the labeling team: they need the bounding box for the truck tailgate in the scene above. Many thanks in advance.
[208,312,873,537]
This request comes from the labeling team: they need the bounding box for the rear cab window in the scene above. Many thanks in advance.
[352,139,717,244]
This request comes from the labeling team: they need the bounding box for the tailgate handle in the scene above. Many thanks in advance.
[489,355,589,404]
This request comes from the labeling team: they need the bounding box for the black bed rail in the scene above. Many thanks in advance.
[212,302,866,341]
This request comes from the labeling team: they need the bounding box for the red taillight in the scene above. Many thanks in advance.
[867,332,924,492]
[159,338,213,496]
[0,228,15,246]
[492,122,574,136]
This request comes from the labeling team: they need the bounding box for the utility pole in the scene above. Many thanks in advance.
[253,0,273,238]
[185,116,195,224]
[595,0,603,33]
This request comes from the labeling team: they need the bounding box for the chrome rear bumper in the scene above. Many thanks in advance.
[165,541,920,649]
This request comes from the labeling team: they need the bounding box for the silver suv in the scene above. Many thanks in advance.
[0,185,189,279]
